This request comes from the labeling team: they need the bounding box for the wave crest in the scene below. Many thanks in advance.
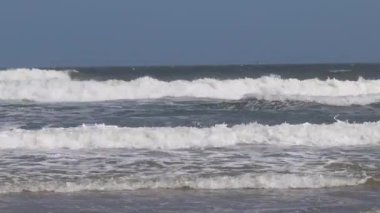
[0,68,72,81]
[0,121,379,150]
[1,69,380,105]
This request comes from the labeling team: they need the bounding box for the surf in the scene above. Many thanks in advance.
[1,121,379,150]
[1,68,380,105]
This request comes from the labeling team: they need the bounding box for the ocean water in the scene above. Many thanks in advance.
[0,64,379,212]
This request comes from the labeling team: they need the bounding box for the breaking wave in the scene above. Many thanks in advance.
[0,174,370,193]
[1,69,380,105]
[0,121,379,150]
[0,68,72,81]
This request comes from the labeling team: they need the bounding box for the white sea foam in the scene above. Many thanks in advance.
[0,174,369,193]
[1,69,380,105]
[0,68,71,81]
[0,121,379,150]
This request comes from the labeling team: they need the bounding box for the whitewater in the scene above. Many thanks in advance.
[1,121,379,150]
[1,65,379,212]
[0,173,371,194]
[1,69,380,105]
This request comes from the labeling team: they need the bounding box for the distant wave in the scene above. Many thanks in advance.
[0,173,371,193]
[329,69,352,73]
[0,121,379,150]
[1,69,380,105]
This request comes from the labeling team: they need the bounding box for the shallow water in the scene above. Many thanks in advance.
[1,187,379,213]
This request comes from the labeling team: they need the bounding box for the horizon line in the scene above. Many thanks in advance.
[2,61,380,70]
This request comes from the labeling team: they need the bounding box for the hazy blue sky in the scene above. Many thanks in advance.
[1,0,380,67]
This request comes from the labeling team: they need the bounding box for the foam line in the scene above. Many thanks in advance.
[0,121,379,150]
[0,173,370,193]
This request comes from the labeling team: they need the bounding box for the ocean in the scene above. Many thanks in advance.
[0,64,379,212]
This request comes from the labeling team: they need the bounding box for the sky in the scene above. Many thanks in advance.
[1,0,380,67]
